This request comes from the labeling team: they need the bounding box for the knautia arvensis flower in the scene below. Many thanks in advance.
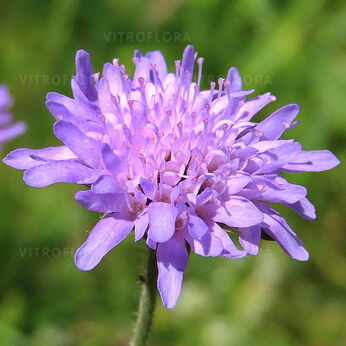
[3,45,339,308]
[0,85,26,151]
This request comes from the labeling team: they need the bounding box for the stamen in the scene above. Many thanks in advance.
[197,57,204,87]
[92,73,100,83]
[209,81,216,102]
[218,77,225,98]
[119,64,126,74]
[175,60,181,78]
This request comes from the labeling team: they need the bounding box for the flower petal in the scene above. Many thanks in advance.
[188,214,209,239]
[23,160,94,187]
[256,104,299,140]
[148,202,178,243]
[213,223,247,258]
[3,146,75,169]
[54,121,101,167]
[102,62,123,96]
[157,235,188,309]
[226,67,242,92]
[75,190,125,213]
[235,92,275,122]
[238,225,261,255]
[281,150,340,172]
[75,215,134,271]
[215,196,263,227]
[74,50,97,102]
[241,175,307,204]
[0,122,26,143]
[134,212,149,241]
[146,50,168,81]
[185,228,223,257]
[140,177,156,200]
[227,172,252,194]
[285,198,316,221]
[256,202,309,261]
[181,45,195,83]
[101,143,123,176]
[91,175,123,193]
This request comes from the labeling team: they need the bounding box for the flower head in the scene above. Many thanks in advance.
[4,45,340,308]
[0,85,26,150]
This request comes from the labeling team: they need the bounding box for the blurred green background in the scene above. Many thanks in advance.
[0,0,345,345]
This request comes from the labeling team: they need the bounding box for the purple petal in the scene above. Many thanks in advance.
[255,141,302,174]
[54,121,101,167]
[134,212,149,241]
[0,111,13,126]
[238,225,261,255]
[148,202,178,243]
[91,175,123,193]
[215,196,263,227]
[282,150,340,172]
[0,85,13,109]
[102,62,123,96]
[133,57,151,88]
[185,229,223,257]
[46,93,101,132]
[188,214,209,239]
[140,177,156,200]
[242,175,307,204]
[101,143,123,176]
[3,146,75,169]
[97,78,118,116]
[75,190,125,213]
[0,122,26,143]
[256,202,309,261]
[213,223,247,258]
[235,93,275,122]
[23,160,94,187]
[256,104,299,140]
[157,235,188,309]
[226,67,242,92]
[146,51,168,81]
[227,172,251,194]
[75,215,134,271]
[285,198,316,221]
[146,237,156,250]
[74,50,97,102]
[181,45,195,83]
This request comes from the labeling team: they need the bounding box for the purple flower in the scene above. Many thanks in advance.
[3,46,340,308]
[0,85,26,150]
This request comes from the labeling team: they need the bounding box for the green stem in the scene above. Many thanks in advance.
[131,248,158,346]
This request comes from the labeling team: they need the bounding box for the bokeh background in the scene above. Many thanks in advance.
[0,0,345,345]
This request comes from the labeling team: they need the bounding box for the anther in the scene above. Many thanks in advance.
[138,77,145,86]
[256,130,263,137]
[92,73,100,82]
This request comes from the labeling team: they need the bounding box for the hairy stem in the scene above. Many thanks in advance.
[131,248,158,346]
